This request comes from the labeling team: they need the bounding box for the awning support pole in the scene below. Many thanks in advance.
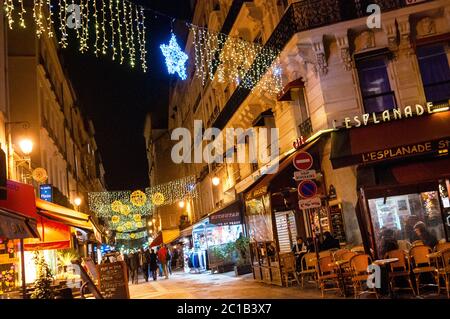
[20,239,26,299]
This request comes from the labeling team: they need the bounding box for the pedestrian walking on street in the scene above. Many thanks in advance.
[156,247,163,277]
[124,253,131,279]
[129,252,139,284]
[140,248,150,282]
[167,247,173,275]
[149,249,158,281]
[157,244,169,279]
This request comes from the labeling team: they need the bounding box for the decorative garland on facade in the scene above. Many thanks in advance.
[191,25,283,95]
[115,230,147,240]
[146,175,198,207]
[88,190,153,218]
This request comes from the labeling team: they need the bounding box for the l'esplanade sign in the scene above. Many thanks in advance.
[333,102,441,129]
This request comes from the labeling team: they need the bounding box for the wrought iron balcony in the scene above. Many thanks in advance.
[212,0,432,130]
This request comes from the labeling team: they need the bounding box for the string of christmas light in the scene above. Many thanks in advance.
[18,0,26,28]
[80,0,90,53]
[88,190,153,219]
[59,0,68,48]
[145,175,198,207]
[109,0,116,60]
[116,230,147,241]
[190,25,282,95]
[46,0,54,38]
[137,5,147,72]
[100,0,108,55]
[122,0,133,67]
[127,0,136,68]
[33,0,46,38]
[93,0,100,56]
[115,0,124,64]
[73,0,80,40]
[5,0,15,29]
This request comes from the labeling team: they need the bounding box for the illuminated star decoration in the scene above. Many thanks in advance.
[160,32,188,80]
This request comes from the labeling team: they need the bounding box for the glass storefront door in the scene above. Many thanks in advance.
[368,190,447,257]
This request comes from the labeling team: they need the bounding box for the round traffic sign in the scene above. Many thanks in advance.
[293,152,313,171]
[298,180,318,199]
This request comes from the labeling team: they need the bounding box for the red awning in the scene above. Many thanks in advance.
[150,232,163,248]
[0,180,71,250]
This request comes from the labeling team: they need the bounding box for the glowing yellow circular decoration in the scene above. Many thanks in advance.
[135,221,143,228]
[130,233,136,239]
[151,192,165,206]
[111,200,123,212]
[111,216,120,224]
[117,226,124,232]
[125,221,133,229]
[120,205,131,216]
[32,168,48,183]
[130,190,147,207]
[133,214,142,222]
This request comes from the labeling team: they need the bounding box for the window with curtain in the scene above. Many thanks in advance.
[417,43,450,103]
[356,56,396,113]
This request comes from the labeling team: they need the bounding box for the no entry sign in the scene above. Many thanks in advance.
[298,180,318,199]
[293,152,313,171]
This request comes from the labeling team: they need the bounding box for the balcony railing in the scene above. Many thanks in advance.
[212,0,432,130]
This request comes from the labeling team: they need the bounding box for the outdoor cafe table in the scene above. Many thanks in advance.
[327,260,350,297]
[373,258,399,298]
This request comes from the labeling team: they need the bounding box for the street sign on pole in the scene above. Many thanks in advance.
[297,180,318,199]
[294,170,317,181]
[293,152,313,171]
[298,197,321,210]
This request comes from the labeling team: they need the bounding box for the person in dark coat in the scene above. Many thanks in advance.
[129,252,139,284]
[141,248,150,282]
[379,228,399,257]
[305,237,315,252]
[320,232,340,251]
[149,249,158,281]
[414,221,438,249]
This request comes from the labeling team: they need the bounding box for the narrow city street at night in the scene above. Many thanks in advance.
[1,0,449,315]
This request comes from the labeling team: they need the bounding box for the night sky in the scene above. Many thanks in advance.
[61,0,193,191]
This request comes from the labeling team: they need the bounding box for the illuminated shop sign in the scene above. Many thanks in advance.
[362,138,449,164]
[334,102,446,129]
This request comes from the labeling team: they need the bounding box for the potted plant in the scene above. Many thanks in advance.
[31,251,55,299]
[234,236,252,276]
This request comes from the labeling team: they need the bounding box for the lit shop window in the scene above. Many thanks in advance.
[356,56,396,113]
[417,44,450,104]
[368,191,446,257]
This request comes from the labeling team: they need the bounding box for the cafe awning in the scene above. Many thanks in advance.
[149,229,181,247]
[150,232,162,248]
[0,208,40,240]
[35,198,103,243]
[0,180,72,250]
[330,110,450,169]
[208,199,243,226]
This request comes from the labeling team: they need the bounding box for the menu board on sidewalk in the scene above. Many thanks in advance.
[329,204,347,243]
[97,261,130,299]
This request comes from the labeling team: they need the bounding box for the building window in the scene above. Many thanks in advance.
[417,44,450,103]
[356,56,396,113]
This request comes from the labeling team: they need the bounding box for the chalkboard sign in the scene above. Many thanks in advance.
[82,257,99,283]
[329,204,347,243]
[97,261,130,299]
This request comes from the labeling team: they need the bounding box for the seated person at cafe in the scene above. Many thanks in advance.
[320,232,340,251]
[414,221,438,249]
[292,237,307,272]
[305,237,315,252]
[380,228,399,257]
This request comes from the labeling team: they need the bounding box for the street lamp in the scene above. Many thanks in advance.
[74,197,82,207]
[178,200,185,208]
[148,221,153,226]
[212,176,220,186]
[18,139,33,155]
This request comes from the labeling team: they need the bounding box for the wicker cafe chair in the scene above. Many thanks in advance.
[316,255,340,298]
[349,254,378,299]
[299,252,317,288]
[280,253,300,287]
[333,249,350,261]
[409,245,439,296]
[436,248,450,298]
[350,246,365,254]
[435,242,450,253]
[384,249,415,295]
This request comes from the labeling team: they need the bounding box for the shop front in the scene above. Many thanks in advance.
[331,108,450,259]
